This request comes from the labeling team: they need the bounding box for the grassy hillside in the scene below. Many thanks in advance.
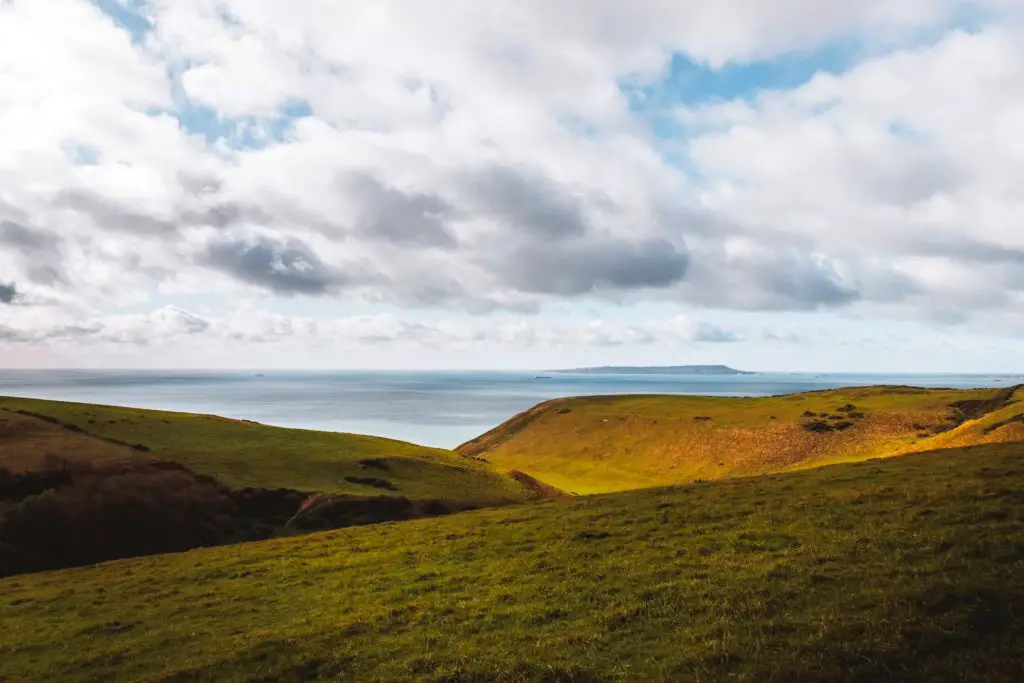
[0,396,531,505]
[1,442,1021,682]
[458,385,1023,493]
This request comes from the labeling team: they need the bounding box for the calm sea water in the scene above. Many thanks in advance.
[0,370,1019,448]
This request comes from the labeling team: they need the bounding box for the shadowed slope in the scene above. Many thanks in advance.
[1,442,1021,682]
[458,385,1022,494]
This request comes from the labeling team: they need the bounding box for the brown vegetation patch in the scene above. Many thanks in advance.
[949,386,1018,423]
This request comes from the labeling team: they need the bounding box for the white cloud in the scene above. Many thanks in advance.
[0,305,739,355]
[1,0,1023,367]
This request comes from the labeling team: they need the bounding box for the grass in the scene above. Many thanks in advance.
[0,396,531,505]
[459,385,1023,494]
[0,441,1021,682]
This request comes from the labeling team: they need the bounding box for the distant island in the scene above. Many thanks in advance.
[552,364,755,375]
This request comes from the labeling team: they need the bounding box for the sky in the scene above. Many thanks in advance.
[1,0,1023,372]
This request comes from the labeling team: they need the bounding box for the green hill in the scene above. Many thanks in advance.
[1,441,1021,682]
[458,385,1024,494]
[0,396,531,505]
[0,396,552,575]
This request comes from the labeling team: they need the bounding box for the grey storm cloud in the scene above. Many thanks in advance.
[0,282,17,304]
[0,221,66,285]
[494,238,689,296]
[683,248,860,311]
[202,236,358,295]
[757,262,859,308]
[0,220,59,251]
[344,174,456,248]
[460,166,590,239]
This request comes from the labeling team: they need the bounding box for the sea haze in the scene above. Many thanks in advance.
[0,370,1019,449]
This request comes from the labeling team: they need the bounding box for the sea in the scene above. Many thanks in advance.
[0,370,1020,449]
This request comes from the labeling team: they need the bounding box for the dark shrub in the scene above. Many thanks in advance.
[0,466,236,574]
[803,420,834,433]
[344,476,398,491]
[421,500,450,516]
[357,458,389,471]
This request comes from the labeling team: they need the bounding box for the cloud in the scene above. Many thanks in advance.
[0,221,66,286]
[1,0,1023,364]
[458,166,591,239]
[201,236,362,295]
[493,238,689,296]
[0,221,59,252]
[0,306,208,344]
[343,174,456,248]
[54,190,177,237]
[681,245,860,311]
[0,282,17,304]
[0,305,739,350]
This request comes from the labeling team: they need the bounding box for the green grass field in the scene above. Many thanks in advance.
[459,385,1024,494]
[0,396,532,505]
[0,441,1021,682]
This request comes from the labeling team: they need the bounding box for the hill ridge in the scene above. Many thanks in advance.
[459,384,1024,494]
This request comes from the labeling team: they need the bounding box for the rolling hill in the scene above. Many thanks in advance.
[1,441,1021,682]
[458,385,1024,494]
[0,396,555,575]
[0,396,533,505]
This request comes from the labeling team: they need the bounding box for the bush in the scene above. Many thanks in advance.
[0,465,236,574]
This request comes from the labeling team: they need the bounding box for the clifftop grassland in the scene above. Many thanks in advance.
[0,396,532,505]
[458,385,1024,493]
[2,386,1023,681]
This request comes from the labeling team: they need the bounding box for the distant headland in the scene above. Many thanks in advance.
[552,364,755,375]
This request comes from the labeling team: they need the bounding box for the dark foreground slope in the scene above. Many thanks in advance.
[1,442,1021,682]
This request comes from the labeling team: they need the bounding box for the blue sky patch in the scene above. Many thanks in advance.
[92,0,152,43]
[159,95,313,149]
